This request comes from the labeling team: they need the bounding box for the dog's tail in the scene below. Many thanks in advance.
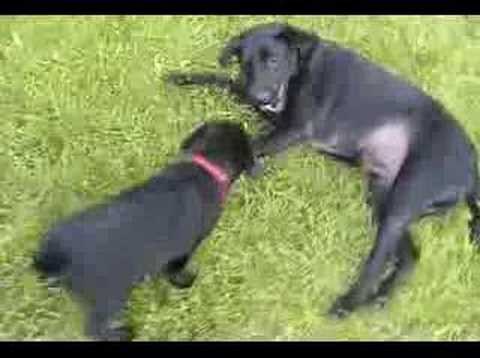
[32,231,71,279]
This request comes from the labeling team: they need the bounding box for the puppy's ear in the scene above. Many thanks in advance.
[219,35,243,67]
[192,120,206,133]
[180,122,208,153]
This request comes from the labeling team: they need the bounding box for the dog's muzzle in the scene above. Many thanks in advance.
[259,83,288,114]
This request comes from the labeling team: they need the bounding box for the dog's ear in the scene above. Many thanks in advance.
[218,34,243,67]
[274,24,318,63]
[218,23,317,67]
[218,23,290,67]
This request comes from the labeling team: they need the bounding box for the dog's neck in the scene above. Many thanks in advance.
[295,41,332,80]
[187,153,232,204]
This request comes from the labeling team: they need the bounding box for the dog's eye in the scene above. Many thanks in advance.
[268,57,278,65]
[267,57,279,71]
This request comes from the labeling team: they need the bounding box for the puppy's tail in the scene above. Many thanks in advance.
[32,232,71,279]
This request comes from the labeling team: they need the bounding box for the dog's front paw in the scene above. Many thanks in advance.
[165,73,192,86]
[256,119,275,133]
[168,269,198,289]
[46,276,63,288]
[251,136,267,157]
[247,158,265,179]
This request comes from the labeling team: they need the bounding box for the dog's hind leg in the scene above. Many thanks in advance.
[467,188,480,248]
[366,173,392,226]
[362,176,418,307]
[463,147,480,246]
[329,142,468,318]
[328,209,414,318]
[365,233,419,307]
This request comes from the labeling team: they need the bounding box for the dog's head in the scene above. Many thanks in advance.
[219,23,318,115]
[180,121,258,178]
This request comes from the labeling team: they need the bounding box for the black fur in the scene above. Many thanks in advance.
[33,121,256,340]
[166,23,480,318]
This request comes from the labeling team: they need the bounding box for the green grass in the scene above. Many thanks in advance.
[2,15,480,341]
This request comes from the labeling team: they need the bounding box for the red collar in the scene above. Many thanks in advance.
[191,153,231,204]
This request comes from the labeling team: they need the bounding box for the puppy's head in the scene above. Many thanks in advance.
[219,23,317,115]
[180,121,258,178]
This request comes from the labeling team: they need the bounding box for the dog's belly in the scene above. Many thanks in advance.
[307,118,411,180]
[358,120,411,184]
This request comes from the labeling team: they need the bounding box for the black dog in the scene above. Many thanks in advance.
[167,23,480,318]
[33,121,256,340]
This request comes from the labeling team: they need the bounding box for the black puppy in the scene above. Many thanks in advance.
[167,23,480,318]
[33,121,256,340]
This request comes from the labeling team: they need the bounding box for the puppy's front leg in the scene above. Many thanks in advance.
[87,296,131,341]
[164,255,198,289]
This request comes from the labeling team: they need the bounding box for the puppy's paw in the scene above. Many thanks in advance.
[469,218,480,248]
[168,269,198,289]
[98,324,133,342]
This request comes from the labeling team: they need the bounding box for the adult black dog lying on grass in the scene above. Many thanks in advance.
[33,121,257,341]
[167,23,480,318]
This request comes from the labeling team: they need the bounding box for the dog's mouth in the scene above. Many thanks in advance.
[259,83,288,114]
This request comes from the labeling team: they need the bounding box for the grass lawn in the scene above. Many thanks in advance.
[2,15,480,341]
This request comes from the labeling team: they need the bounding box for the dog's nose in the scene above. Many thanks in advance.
[254,91,274,105]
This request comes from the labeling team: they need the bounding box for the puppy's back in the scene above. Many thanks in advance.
[34,162,220,296]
